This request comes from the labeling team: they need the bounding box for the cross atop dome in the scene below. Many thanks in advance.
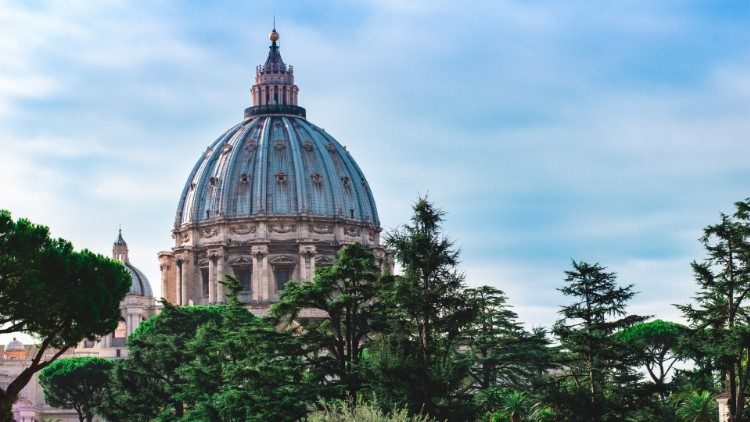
[246,29,305,118]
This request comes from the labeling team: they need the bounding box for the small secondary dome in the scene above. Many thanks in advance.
[5,338,23,352]
[112,229,153,297]
[3,337,25,359]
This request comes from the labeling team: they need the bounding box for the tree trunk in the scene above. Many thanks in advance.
[86,411,94,422]
[0,393,14,422]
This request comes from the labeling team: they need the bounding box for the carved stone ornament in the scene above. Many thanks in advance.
[270,223,297,233]
[181,231,191,243]
[344,226,360,237]
[270,255,296,265]
[368,230,377,242]
[200,227,219,238]
[309,224,333,234]
[326,142,336,152]
[230,224,257,235]
[221,144,234,155]
[230,256,252,265]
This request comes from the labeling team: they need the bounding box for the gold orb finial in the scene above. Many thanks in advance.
[269,29,279,42]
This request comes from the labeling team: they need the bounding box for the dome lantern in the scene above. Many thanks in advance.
[247,28,304,119]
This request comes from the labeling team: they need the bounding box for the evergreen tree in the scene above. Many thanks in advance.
[368,197,476,419]
[463,286,553,391]
[676,198,750,422]
[180,276,315,421]
[97,303,223,421]
[463,286,554,418]
[38,357,113,422]
[0,210,130,421]
[552,260,647,421]
[271,243,383,405]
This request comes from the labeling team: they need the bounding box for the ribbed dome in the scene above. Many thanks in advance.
[125,263,153,297]
[175,115,379,226]
[5,338,24,352]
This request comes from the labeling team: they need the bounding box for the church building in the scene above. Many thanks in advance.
[158,29,388,315]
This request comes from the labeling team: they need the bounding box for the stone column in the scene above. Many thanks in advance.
[158,255,170,303]
[181,257,191,305]
[175,259,183,305]
[208,256,216,304]
[251,243,269,301]
[216,250,226,303]
[298,243,316,282]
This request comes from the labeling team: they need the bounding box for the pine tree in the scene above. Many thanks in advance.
[271,243,383,405]
[677,198,750,422]
[552,260,647,421]
[370,197,475,419]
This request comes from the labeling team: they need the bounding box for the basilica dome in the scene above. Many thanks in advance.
[159,29,388,312]
[174,116,379,226]
[175,29,378,228]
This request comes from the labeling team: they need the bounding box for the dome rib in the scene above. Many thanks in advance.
[301,120,346,217]
[283,117,308,214]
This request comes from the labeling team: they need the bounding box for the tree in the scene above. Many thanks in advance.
[271,243,383,405]
[97,302,223,421]
[179,276,316,421]
[463,286,553,392]
[38,357,113,422]
[552,260,647,421]
[676,198,750,422]
[0,210,130,421]
[618,319,686,399]
[369,197,476,419]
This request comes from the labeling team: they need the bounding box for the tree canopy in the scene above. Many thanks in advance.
[0,210,130,421]
[38,357,113,422]
[272,242,384,405]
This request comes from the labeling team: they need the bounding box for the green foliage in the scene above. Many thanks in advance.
[100,277,316,421]
[97,302,224,421]
[0,210,130,421]
[367,197,476,420]
[674,391,718,422]
[38,357,113,422]
[676,198,750,420]
[179,276,315,421]
[619,319,687,397]
[551,260,648,421]
[272,243,383,404]
[463,286,554,391]
[308,397,435,422]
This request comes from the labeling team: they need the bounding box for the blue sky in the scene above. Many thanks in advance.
[1,1,749,339]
